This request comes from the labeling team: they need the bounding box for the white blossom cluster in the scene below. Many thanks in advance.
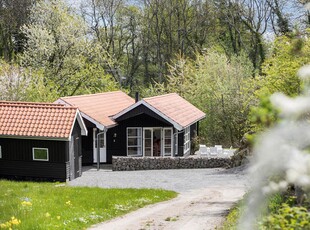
[238,65,310,229]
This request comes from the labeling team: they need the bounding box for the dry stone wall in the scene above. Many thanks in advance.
[112,156,231,171]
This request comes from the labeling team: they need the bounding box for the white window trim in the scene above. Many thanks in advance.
[127,127,142,156]
[174,131,178,156]
[0,145,2,159]
[184,126,190,155]
[33,148,49,161]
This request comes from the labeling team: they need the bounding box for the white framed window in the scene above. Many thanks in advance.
[127,128,142,156]
[184,126,190,155]
[0,145,2,159]
[33,148,49,161]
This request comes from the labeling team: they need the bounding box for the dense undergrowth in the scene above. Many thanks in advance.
[221,190,310,230]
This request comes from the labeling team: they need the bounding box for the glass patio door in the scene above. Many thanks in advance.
[143,128,153,157]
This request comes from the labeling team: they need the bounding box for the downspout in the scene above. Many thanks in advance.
[97,130,105,171]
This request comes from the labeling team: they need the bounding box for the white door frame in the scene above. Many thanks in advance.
[93,128,107,163]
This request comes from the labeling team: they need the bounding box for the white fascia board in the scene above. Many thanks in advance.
[68,111,77,141]
[113,100,184,131]
[80,112,105,131]
[68,111,89,141]
[76,110,88,136]
[113,100,144,119]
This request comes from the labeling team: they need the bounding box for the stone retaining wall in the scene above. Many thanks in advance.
[112,156,231,171]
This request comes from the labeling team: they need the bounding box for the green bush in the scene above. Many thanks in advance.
[260,203,310,230]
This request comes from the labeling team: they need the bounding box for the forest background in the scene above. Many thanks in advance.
[0,0,309,147]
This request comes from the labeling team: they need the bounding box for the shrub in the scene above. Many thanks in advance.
[260,203,310,230]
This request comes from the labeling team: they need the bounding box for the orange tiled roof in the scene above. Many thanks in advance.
[0,101,78,139]
[144,93,206,129]
[57,91,135,128]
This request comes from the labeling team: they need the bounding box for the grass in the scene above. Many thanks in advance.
[219,193,286,230]
[219,201,242,230]
[0,180,177,230]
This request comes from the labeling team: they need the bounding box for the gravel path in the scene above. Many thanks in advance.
[69,166,249,229]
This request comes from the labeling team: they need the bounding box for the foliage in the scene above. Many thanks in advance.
[20,0,119,98]
[142,50,253,147]
[219,203,241,230]
[221,193,307,230]
[261,34,310,96]
[248,91,279,132]
[0,180,177,230]
[0,0,35,61]
[0,60,30,101]
[247,33,310,133]
[24,69,59,102]
[260,203,310,230]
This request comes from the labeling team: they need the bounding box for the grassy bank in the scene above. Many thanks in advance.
[0,180,177,229]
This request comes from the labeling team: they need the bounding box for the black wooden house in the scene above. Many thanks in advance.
[0,101,87,181]
[56,92,205,164]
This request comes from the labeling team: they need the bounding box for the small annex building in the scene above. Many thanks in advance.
[0,101,87,181]
[56,91,206,164]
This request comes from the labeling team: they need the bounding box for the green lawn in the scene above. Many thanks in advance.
[0,180,177,230]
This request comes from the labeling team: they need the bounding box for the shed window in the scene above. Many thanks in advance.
[0,146,2,159]
[127,128,142,156]
[33,148,49,161]
[184,126,190,155]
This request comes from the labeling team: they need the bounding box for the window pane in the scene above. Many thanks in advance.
[128,147,142,156]
[165,148,171,154]
[165,129,172,136]
[128,138,138,146]
[165,139,171,145]
[127,128,137,136]
[99,137,105,148]
[128,128,141,137]
[34,149,48,161]
[145,130,152,138]
[145,139,152,146]
[145,148,152,157]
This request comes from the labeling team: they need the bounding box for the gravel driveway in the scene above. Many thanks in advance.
[69,166,249,229]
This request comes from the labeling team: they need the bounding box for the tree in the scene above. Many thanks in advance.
[248,33,310,133]
[0,60,30,100]
[20,0,119,97]
[0,0,36,61]
[142,50,254,147]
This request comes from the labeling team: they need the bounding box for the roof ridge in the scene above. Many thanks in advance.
[143,93,178,100]
[60,91,125,99]
[0,100,64,106]
[0,103,78,110]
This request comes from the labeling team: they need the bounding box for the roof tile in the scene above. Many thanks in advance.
[0,101,78,139]
[144,93,205,128]
[58,91,135,128]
